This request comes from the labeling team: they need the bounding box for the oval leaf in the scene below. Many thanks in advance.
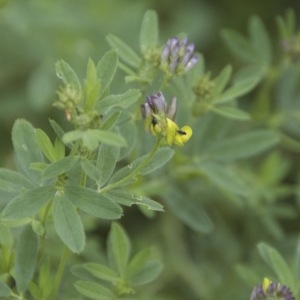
[210,130,280,161]
[106,34,141,68]
[74,281,115,300]
[12,119,44,183]
[65,186,122,220]
[97,50,118,97]
[15,225,39,293]
[108,223,131,275]
[139,10,158,54]
[55,60,81,94]
[2,186,55,219]
[53,192,85,253]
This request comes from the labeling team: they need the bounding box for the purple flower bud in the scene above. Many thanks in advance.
[160,36,199,75]
[186,42,195,54]
[161,44,171,64]
[250,281,295,300]
[182,49,193,66]
[146,92,167,114]
[184,54,199,71]
[141,103,151,119]
[170,56,180,73]
[180,37,188,48]
[169,37,179,50]
[166,97,177,120]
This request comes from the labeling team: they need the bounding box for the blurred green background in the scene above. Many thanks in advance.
[1,0,298,165]
[1,1,300,299]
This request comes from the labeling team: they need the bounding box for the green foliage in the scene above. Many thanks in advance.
[1,3,300,300]
[74,223,163,299]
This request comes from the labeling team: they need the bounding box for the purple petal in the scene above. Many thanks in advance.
[161,44,171,64]
[167,97,177,120]
[184,54,198,71]
[141,103,151,119]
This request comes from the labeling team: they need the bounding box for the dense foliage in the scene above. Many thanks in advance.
[0,1,300,299]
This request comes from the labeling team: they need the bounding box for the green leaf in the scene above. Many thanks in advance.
[105,191,164,211]
[210,130,280,161]
[0,224,13,246]
[42,156,79,180]
[109,147,174,185]
[63,130,127,151]
[214,77,260,104]
[82,130,127,151]
[97,50,118,97]
[49,119,66,142]
[128,259,163,286]
[12,119,44,183]
[2,186,55,219]
[0,279,11,297]
[165,189,213,233]
[65,186,122,219]
[15,225,39,293]
[97,89,141,114]
[212,106,251,121]
[249,16,272,64]
[100,111,121,130]
[0,169,33,193]
[214,65,232,95]
[53,192,85,253]
[200,161,249,196]
[54,138,65,160]
[257,243,296,292]
[55,60,81,94]
[221,29,259,64]
[96,144,120,186]
[83,263,119,282]
[139,10,158,54]
[62,130,83,144]
[133,195,164,212]
[84,58,100,110]
[35,129,56,162]
[140,147,174,175]
[105,190,136,206]
[127,248,151,278]
[106,34,141,68]
[81,159,101,183]
[74,281,115,300]
[108,223,131,275]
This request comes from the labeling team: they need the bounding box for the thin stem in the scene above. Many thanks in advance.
[99,139,161,193]
[51,246,69,299]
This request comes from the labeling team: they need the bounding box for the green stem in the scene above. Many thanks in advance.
[51,246,69,299]
[99,139,161,193]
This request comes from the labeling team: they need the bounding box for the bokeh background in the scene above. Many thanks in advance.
[1,1,300,299]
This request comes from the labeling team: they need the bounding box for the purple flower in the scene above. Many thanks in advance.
[160,37,199,75]
[141,92,177,121]
[250,279,295,300]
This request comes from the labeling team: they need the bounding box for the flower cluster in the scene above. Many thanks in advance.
[141,92,192,146]
[160,37,198,76]
[250,278,295,300]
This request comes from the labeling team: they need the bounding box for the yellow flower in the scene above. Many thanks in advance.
[166,118,192,146]
[141,92,192,147]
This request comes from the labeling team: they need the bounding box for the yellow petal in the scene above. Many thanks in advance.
[262,277,271,292]
[166,118,179,146]
[174,125,192,146]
